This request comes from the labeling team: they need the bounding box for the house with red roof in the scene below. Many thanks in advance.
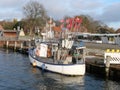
[0,25,18,39]
[52,26,62,38]
[0,25,4,30]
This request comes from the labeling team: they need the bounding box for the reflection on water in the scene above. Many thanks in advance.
[104,79,120,90]
[0,48,120,90]
[31,68,85,90]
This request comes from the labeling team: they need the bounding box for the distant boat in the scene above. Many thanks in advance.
[29,39,86,76]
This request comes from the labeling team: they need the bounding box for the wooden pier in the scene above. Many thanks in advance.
[86,59,120,80]
[0,39,32,54]
[85,42,120,81]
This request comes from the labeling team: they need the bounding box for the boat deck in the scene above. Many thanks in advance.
[35,56,59,64]
[31,50,84,65]
[30,50,62,64]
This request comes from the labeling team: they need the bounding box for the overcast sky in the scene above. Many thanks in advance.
[0,0,120,30]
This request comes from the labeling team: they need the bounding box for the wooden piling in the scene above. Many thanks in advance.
[28,39,31,48]
[14,41,17,51]
[6,41,9,48]
[83,48,86,62]
[105,56,110,78]
[20,42,23,50]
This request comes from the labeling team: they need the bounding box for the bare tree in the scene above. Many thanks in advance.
[23,1,48,35]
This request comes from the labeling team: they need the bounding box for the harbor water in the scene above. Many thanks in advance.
[0,48,120,90]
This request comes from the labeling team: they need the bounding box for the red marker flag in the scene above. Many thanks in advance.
[66,18,70,23]
[66,24,71,30]
[74,17,82,23]
[60,19,64,23]
[60,23,64,28]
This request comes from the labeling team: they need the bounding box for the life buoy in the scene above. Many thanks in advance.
[32,61,37,67]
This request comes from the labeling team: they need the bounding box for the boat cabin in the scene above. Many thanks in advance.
[34,40,86,65]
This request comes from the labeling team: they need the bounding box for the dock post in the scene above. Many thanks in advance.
[6,41,9,48]
[14,41,17,51]
[28,39,31,48]
[83,48,86,62]
[20,42,23,50]
[105,56,111,78]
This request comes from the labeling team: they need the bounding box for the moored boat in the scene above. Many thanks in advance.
[29,16,86,76]
[29,39,86,76]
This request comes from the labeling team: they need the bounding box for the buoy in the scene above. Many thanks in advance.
[111,49,115,53]
[32,61,37,67]
[106,49,110,52]
[116,49,119,52]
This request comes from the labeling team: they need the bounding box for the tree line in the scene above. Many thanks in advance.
[0,1,118,35]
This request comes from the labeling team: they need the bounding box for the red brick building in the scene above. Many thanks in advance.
[0,25,4,30]
[2,30,18,38]
[0,25,18,39]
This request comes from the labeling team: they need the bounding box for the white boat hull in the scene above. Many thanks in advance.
[29,54,85,76]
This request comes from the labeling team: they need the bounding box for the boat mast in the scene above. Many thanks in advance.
[49,16,53,39]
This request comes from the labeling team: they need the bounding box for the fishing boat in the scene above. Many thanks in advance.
[29,38,86,76]
[29,17,86,76]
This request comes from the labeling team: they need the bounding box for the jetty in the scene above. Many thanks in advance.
[85,42,120,80]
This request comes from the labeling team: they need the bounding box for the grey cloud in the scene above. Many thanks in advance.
[71,0,103,10]
[0,0,29,8]
[0,0,120,29]
[0,9,23,20]
[42,0,105,20]
[41,0,73,19]
[98,2,120,22]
